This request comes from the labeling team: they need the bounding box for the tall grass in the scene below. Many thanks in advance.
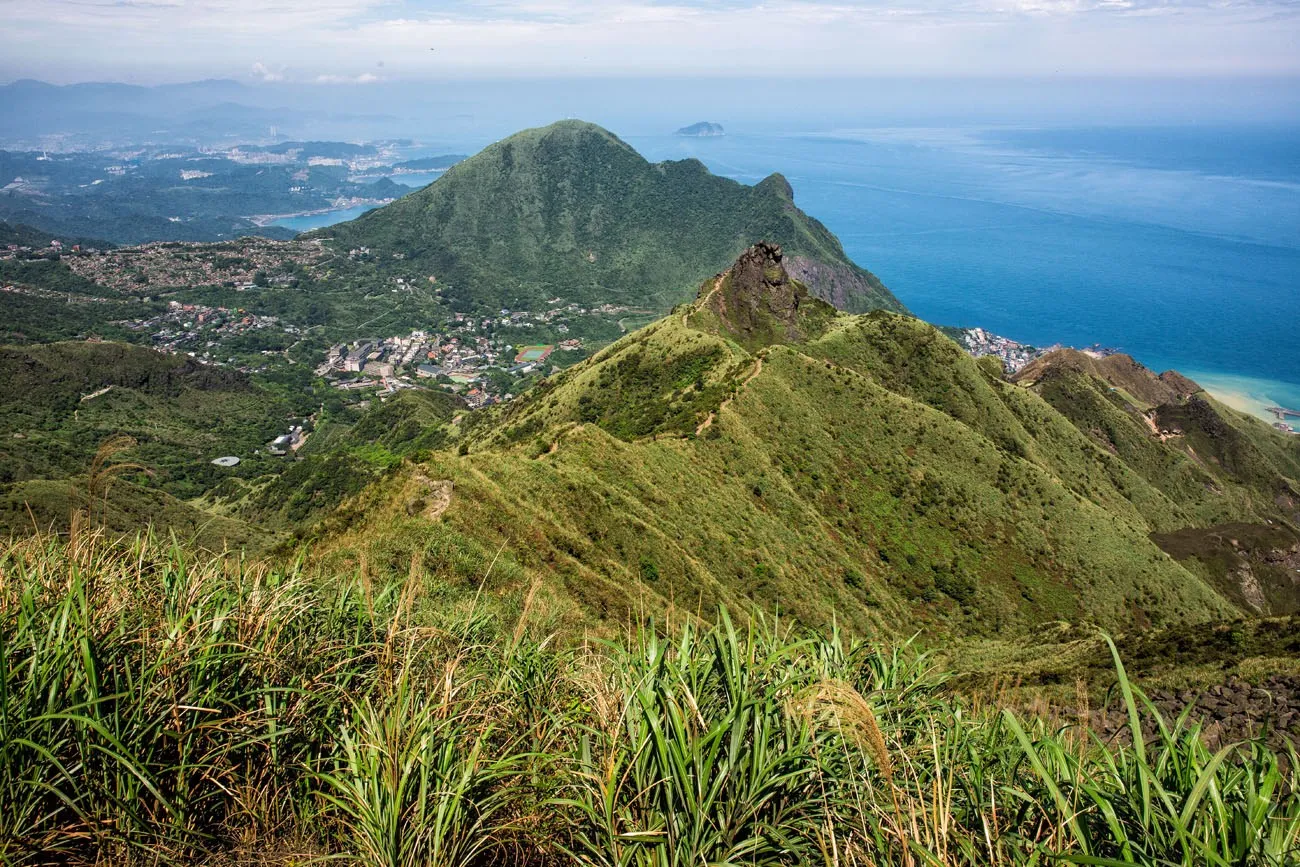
[557,613,827,866]
[0,531,1295,865]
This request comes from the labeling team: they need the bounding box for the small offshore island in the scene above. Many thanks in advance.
[675,121,725,137]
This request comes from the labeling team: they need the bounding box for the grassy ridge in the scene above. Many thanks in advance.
[1,531,1296,865]
[323,246,1300,637]
[327,304,1251,636]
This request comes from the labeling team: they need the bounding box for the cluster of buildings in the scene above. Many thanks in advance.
[960,327,1121,374]
[315,314,589,407]
[267,426,308,456]
[62,238,327,292]
[488,302,632,331]
[217,144,402,174]
[119,299,295,354]
[3,239,106,261]
[960,327,1064,373]
[1268,407,1300,435]
[320,327,514,394]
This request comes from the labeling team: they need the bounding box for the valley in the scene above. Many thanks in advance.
[0,142,464,245]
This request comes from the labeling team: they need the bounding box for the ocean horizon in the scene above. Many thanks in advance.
[287,122,1300,422]
[631,125,1300,417]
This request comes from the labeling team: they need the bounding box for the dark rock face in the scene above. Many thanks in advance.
[785,255,881,312]
[1090,674,1300,759]
[1177,396,1233,440]
[1151,523,1300,615]
[701,242,833,347]
[726,241,801,321]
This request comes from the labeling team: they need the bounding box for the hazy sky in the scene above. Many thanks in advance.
[3,0,1299,84]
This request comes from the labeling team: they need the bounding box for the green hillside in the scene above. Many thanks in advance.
[316,243,1300,638]
[227,388,465,530]
[1012,349,1300,614]
[0,219,112,250]
[0,341,302,546]
[0,335,480,549]
[311,120,903,315]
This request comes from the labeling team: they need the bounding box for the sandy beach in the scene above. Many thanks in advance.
[1183,369,1300,424]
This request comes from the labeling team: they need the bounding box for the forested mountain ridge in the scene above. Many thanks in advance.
[312,120,903,314]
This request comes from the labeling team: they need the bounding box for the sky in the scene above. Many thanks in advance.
[2,0,1299,85]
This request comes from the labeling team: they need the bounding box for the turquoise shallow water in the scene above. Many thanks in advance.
[271,204,379,232]
[267,172,443,231]
[285,124,1300,419]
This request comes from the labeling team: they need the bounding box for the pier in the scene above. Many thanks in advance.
[1266,406,1300,420]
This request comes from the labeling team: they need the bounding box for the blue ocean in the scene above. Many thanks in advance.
[630,125,1300,420]
[299,124,1300,419]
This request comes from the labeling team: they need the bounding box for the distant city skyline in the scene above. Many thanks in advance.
[3,0,1299,85]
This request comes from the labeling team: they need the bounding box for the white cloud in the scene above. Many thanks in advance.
[251,61,283,82]
[2,0,1298,81]
[313,71,383,84]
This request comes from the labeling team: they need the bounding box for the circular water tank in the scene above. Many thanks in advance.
[211,456,241,467]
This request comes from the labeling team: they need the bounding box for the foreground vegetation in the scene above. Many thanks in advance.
[1,530,1296,865]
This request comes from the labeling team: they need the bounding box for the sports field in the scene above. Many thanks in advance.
[514,344,554,363]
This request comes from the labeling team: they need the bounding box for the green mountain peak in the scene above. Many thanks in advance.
[753,172,795,199]
[312,119,905,315]
[302,246,1300,637]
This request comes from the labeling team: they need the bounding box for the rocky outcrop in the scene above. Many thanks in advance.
[785,255,886,313]
[699,242,836,348]
[1090,674,1300,756]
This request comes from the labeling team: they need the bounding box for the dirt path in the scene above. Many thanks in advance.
[1141,410,1180,443]
[685,274,725,326]
[695,354,764,435]
[410,474,454,520]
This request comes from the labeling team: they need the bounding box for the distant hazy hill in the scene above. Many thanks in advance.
[0,146,406,245]
[318,243,1300,637]
[392,154,467,171]
[242,141,377,159]
[0,220,112,250]
[0,79,399,147]
[676,121,725,137]
[312,120,902,314]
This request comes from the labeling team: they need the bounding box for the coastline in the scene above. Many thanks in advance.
[1182,369,1300,425]
[251,199,392,230]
